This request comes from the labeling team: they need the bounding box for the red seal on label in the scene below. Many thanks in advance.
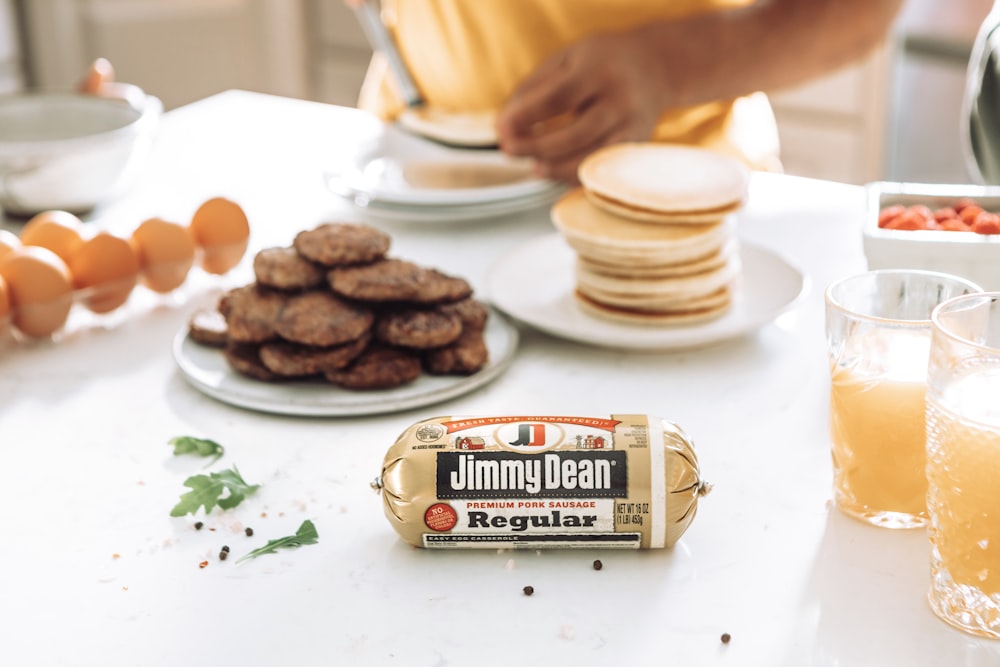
[424,503,458,532]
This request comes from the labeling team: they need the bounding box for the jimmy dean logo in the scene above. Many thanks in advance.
[436,451,627,499]
[443,416,621,433]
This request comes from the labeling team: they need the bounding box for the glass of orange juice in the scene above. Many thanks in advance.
[926,292,1000,637]
[824,270,981,529]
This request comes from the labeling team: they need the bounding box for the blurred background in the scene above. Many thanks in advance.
[0,0,992,186]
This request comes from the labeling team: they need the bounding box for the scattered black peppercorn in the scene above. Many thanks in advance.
[219,550,228,561]
[522,585,534,596]
[194,521,204,530]
[721,633,731,644]
[592,559,603,571]
[245,527,254,537]
[221,545,230,553]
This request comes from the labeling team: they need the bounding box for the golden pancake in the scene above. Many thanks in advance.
[592,286,732,314]
[551,188,731,265]
[397,106,498,148]
[575,257,739,304]
[577,241,735,279]
[576,284,733,312]
[400,159,533,190]
[573,289,733,326]
[578,143,750,222]
[583,189,742,224]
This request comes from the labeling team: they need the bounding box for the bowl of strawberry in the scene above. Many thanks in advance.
[863,181,1000,290]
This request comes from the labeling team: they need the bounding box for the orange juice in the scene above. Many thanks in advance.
[829,370,928,525]
[825,270,982,533]
[828,329,931,528]
[926,387,1000,637]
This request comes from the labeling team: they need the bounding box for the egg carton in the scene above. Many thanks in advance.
[0,197,249,342]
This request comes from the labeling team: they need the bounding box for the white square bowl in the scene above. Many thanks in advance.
[863,181,1000,290]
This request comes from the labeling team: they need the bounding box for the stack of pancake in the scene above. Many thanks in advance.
[552,143,751,326]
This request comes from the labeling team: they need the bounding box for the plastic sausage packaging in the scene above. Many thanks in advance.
[375,414,709,549]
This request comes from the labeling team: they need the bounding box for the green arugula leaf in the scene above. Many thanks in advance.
[237,520,319,563]
[169,466,260,517]
[168,436,225,466]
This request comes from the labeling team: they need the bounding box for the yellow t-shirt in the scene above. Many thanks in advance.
[359,0,781,171]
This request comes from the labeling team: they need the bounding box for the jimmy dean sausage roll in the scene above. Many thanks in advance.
[375,414,709,549]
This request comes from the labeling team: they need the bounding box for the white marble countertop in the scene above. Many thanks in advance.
[2,90,997,667]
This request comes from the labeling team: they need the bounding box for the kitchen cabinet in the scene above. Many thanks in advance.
[882,0,993,184]
[14,0,371,110]
[769,0,992,186]
[769,49,890,185]
[0,0,23,93]
[16,0,311,110]
[309,0,372,108]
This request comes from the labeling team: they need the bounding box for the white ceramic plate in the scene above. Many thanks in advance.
[486,234,806,350]
[328,126,559,207]
[327,173,564,223]
[172,309,519,417]
[338,154,559,206]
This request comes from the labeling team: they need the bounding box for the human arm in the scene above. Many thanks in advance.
[496,0,905,183]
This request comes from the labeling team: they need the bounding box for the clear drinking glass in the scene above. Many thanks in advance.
[824,270,982,529]
[926,292,1000,637]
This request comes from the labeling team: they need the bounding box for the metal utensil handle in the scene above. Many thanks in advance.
[353,0,423,107]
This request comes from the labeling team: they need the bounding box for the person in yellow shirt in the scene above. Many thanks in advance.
[356,0,904,183]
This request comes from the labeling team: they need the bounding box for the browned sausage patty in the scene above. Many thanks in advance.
[259,332,370,377]
[273,290,373,347]
[188,307,229,347]
[325,344,421,389]
[423,328,489,375]
[293,222,391,266]
[437,297,490,331]
[328,258,472,304]
[374,308,463,349]
[224,342,281,381]
[219,284,285,343]
[253,246,326,290]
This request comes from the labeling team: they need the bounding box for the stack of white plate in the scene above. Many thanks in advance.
[325,125,564,223]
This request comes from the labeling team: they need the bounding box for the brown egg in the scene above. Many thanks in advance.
[189,197,250,275]
[0,229,21,260]
[78,57,115,94]
[0,241,16,338]
[69,232,140,313]
[0,246,74,337]
[130,217,196,293]
[20,210,86,265]
[0,273,10,333]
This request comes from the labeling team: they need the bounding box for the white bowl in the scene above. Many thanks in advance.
[863,181,1000,290]
[0,90,162,216]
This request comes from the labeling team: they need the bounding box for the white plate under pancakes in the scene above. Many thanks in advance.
[486,234,806,350]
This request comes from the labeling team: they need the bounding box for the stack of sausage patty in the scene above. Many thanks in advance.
[552,143,751,326]
[189,222,489,389]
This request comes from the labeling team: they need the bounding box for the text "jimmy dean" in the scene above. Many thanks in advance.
[436,451,627,498]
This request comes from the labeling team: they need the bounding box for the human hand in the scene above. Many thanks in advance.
[496,31,664,184]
